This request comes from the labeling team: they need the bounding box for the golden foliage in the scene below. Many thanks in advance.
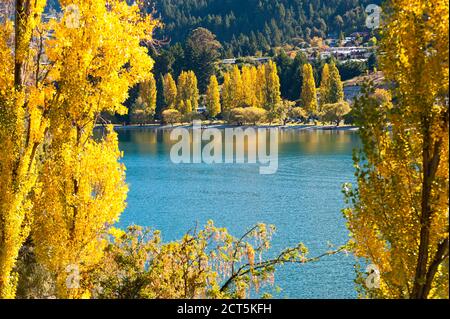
[344,0,449,299]
[0,0,157,298]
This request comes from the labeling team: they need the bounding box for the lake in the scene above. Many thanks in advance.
[115,127,360,299]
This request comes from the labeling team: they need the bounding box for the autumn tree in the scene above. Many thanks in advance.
[229,65,244,108]
[326,62,344,104]
[221,65,243,116]
[319,63,330,105]
[320,101,351,126]
[93,222,343,299]
[255,64,267,108]
[162,109,182,126]
[289,106,308,123]
[263,61,282,122]
[276,100,297,125]
[227,107,266,126]
[343,0,449,299]
[300,63,318,118]
[205,75,221,118]
[177,70,199,115]
[0,0,156,298]
[0,0,48,299]
[221,72,233,115]
[131,76,157,124]
[163,73,177,109]
[241,65,257,108]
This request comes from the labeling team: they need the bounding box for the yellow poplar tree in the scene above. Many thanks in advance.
[205,75,221,118]
[263,61,282,120]
[300,63,318,118]
[185,100,193,115]
[0,0,156,298]
[344,0,449,299]
[221,72,233,113]
[241,66,257,108]
[0,0,48,299]
[163,73,177,109]
[255,64,267,108]
[145,75,157,118]
[177,71,199,114]
[327,62,344,104]
[319,63,330,105]
[177,100,187,116]
[230,65,244,108]
[132,75,157,123]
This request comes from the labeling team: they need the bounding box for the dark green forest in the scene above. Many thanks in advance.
[151,0,381,56]
[47,0,381,56]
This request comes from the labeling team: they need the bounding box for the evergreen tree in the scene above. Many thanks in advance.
[185,28,221,92]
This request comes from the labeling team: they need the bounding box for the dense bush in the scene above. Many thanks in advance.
[162,109,182,125]
[320,101,351,125]
[228,107,267,125]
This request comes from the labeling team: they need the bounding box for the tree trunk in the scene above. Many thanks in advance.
[411,123,442,299]
[14,0,26,89]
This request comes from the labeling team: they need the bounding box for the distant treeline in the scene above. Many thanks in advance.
[45,0,381,57]
[149,0,381,56]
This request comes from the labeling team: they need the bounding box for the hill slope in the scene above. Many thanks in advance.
[46,0,381,56]
[151,0,381,56]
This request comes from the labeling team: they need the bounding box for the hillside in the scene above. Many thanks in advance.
[150,0,381,56]
[46,0,381,56]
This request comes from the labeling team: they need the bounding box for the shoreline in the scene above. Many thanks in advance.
[99,124,359,132]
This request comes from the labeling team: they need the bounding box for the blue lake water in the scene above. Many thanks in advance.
[115,127,360,299]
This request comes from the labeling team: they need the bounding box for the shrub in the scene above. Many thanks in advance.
[182,111,206,123]
[228,107,267,125]
[320,101,351,126]
[162,109,182,125]
[288,107,308,123]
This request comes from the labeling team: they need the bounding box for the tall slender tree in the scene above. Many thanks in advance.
[327,62,344,104]
[0,0,156,298]
[163,73,178,109]
[221,72,233,113]
[177,71,199,114]
[264,61,282,121]
[241,66,257,108]
[319,63,330,105]
[344,0,449,299]
[300,63,318,118]
[255,64,267,108]
[205,75,221,118]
